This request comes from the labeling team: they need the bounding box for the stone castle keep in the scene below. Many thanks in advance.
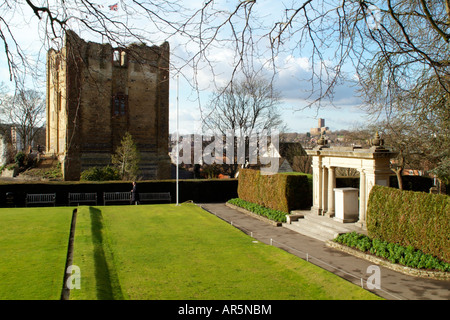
[46,31,170,180]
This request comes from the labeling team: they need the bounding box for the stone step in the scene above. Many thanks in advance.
[303,214,364,234]
[283,220,340,242]
[297,218,341,238]
[284,211,366,242]
[282,222,332,242]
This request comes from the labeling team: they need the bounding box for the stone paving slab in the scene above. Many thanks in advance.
[199,203,450,301]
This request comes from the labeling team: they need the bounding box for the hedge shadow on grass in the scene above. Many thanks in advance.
[89,207,125,300]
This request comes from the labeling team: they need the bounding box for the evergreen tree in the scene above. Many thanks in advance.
[112,132,141,181]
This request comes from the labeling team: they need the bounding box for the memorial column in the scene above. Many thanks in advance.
[321,166,328,215]
[358,169,366,228]
[327,166,336,217]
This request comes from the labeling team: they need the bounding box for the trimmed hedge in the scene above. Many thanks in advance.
[367,185,450,263]
[237,169,312,213]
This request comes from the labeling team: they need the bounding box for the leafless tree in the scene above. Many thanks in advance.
[201,75,284,177]
[203,75,284,137]
[0,88,45,151]
[343,116,449,189]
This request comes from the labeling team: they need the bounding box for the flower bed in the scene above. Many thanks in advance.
[227,198,287,223]
[334,232,450,273]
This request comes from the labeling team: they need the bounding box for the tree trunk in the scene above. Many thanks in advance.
[394,167,403,191]
[393,151,405,190]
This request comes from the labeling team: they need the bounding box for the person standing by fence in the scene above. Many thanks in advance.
[131,181,139,205]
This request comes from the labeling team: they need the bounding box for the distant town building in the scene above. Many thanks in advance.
[310,118,329,136]
[10,126,22,152]
[318,118,325,128]
[46,30,170,180]
[0,134,8,166]
[10,126,43,152]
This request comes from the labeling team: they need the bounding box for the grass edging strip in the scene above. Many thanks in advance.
[61,208,78,300]
[326,240,450,281]
[225,202,282,227]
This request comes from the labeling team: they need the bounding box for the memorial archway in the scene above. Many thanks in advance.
[306,133,397,229]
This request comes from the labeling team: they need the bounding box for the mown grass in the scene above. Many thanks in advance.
[0,207,73,300]
[71,204,381,300]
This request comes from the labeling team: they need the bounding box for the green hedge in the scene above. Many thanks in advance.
[237,169,312,213]
[228,198,287,222]
[367,185,450,263]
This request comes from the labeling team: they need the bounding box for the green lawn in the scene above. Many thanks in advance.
[0,207,73,300]
[71,204,381,300]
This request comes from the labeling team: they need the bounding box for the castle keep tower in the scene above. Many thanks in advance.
[46,31,170,180]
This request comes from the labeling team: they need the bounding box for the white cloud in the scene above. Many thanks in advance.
[261,53,364,112]
[1,1,369,136]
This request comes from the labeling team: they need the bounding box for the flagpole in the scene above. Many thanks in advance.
[176,74,179,206]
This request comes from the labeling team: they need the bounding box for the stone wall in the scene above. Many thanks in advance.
[47,31,170,180]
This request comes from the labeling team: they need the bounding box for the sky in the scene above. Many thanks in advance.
[0,0,369,135]
[168,76,367,135]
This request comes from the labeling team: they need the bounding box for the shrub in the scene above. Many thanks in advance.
[6,164,17,171]
[14,152,26,167]
[367,185,449,263]
[334,232,450,272]
[237,169,312,213]
[80,166,121,181]
[228,198,287,222]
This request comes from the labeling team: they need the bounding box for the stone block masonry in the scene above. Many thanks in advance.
[46,30,170,180]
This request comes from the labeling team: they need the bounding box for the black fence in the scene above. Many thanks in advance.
[0,174,444,208]
[0,179,238,207]
[335,175,438,193]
